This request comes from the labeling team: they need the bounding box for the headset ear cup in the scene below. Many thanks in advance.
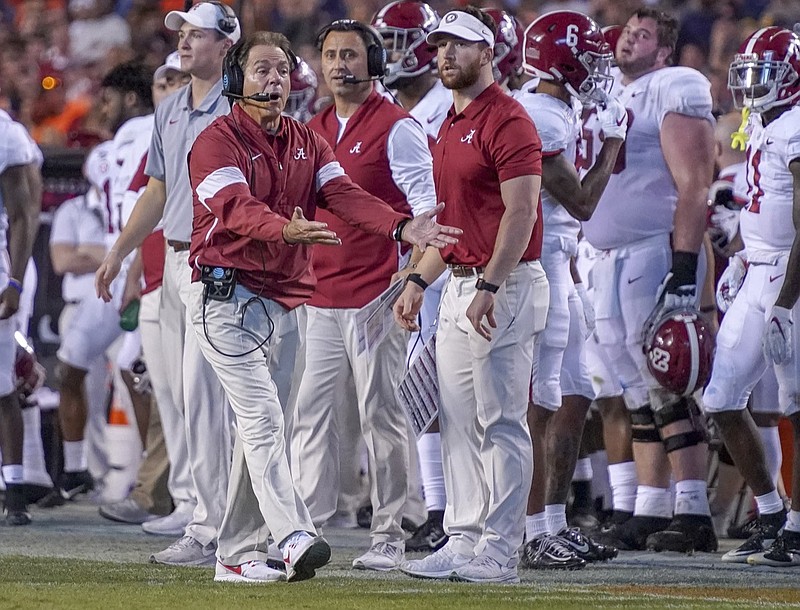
[368,45,387,78]
[222,43,244,97]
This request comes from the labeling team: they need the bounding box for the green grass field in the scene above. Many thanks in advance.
[2,556,799,610]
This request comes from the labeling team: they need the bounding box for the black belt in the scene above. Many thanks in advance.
[448,265,484,278]
[167,240,191,252]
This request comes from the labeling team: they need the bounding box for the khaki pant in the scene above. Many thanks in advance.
[291,306,410,545]
[437,261,548,566]
[163,248,232,547]
[189,283,313,564]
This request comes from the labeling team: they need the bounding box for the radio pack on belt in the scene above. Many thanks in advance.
[200,266,237,301]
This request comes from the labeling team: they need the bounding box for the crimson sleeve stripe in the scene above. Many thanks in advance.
[196,166,248,212]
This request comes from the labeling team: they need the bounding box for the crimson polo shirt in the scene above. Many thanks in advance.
[433,82,544,267]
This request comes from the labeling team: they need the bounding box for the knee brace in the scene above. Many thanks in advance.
[630,404,661,443]
[652,397,707,453]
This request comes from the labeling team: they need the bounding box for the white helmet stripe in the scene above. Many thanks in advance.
[744,27,771,55]
[684,317,700,397]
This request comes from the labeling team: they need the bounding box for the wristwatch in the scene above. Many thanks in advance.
[407,273,429,291]
[476,278,500,293]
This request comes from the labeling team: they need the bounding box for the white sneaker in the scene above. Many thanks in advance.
[399,543,472,579]
[214,560,287,583]
[281,531,331,582]
[449,554,520,584]
[142,503,194,537]
[352,542,404,571]
[149,535,216,566]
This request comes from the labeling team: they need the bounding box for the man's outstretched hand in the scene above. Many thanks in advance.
[283,207,341,245]
[400,203,462,251]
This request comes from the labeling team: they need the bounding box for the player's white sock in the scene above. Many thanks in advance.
[572,457,593,481]
[757,425,783,486]
[755,489,785,516]
[526,512,548,541]
[22,406,53,487]
[608,461,637,513]
[545,504,568,535]
[634,485,673,518]
[417,433,446,512]
[785,510,800,533]
[590,450,611,510]
[1,464,23,484]
[63,440,88,473]
[674,479,710,516]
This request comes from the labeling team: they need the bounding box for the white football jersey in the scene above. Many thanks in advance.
[407,79,452,141]
[513,87,581,252]
[580,67,714,250]
[0,110,41,251]
[739,106,800,260]
[110,114,154,243]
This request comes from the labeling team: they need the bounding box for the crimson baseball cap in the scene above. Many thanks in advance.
[427,10,495,47]
[164,2,241,43]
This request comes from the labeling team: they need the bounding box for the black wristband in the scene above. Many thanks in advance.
[406,273,428,291]
[670,251,698,286]
[393,218,411,242]
[476,278,500,293]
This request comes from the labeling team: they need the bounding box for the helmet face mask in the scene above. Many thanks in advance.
[568,49,614,104]
[728,27,800,112]
[484,8,523,85]
[380,26,430,84]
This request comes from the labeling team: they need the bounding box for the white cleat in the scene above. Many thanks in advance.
[352,542,404,571]
[449,554,520,584]
[399,543,472,579]
[214,560,287,583]
[281,532,331,582]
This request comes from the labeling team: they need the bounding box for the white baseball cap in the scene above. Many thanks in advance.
[164,2,241,43]
[427,10,495,47]
[154,52,186,81]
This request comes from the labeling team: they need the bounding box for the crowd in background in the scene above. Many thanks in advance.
[2,0,800,153]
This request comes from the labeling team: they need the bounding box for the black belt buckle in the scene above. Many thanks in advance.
[200,266,237,302]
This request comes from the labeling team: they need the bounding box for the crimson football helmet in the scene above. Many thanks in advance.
[483,8,523,84]
[372,0,440,86]
[14,331,45,398]
[602,24,623,65]
[286,57,319,123]
[523,11,613,104]
[728,26,800,112]
[644,308,715,397]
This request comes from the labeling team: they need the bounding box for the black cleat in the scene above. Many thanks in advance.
[356,504,372,529]
[721,509,786,563]
[595,515,671,551]
[557,526,618,561]
[645,514,718,553]
[727,512,759,540]
[406,511,448,552]
[520,535,586,570]
[3,485,31,526]
[748,529,800,566]
[38,470,94,507]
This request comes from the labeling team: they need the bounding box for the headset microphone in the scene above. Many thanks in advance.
[247,92,282,102]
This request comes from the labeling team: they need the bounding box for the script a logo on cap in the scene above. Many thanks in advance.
[445,12,457,23]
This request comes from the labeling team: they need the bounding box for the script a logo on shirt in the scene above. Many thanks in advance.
[461,129,475,144]
[294,147,307,160]
[350,141,362,154]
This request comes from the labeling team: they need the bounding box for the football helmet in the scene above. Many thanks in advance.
[602,24,623,66]
[14,331,45,398]
[644,308,715,397]
[286,57,319,123]
[483,8,523,84]
[372,1,440,86]
[523,10,613,104]
[728,26,800,112]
